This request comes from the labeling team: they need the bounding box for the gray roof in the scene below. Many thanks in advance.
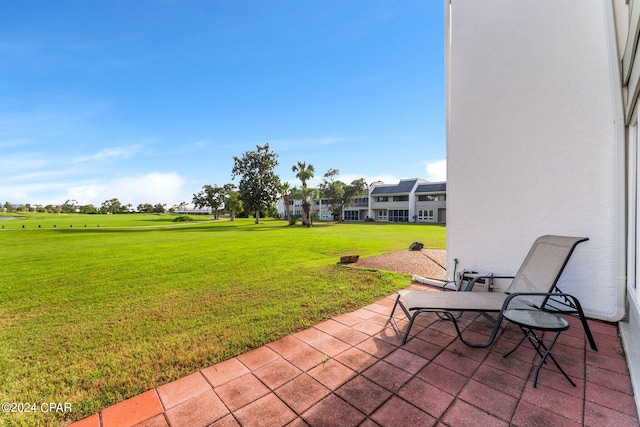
[415,182,446,193]
[370,179,420,195]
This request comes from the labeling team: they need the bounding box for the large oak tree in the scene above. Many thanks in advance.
[231,144,281,224]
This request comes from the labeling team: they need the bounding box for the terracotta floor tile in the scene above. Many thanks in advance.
[383,348,428,374]
[586,381,638,417]
[520,383,584,423]
[416,327,456,348]
[214,373,270,411]
[164,390,229,427]
[442,399,509,427]
[283,344,326,371]
[234,393,297,427]
[370,395,436,427]
[274,373,331,414]
[237,346,280,370]
[135,414,169,427]
[333,312,364,326]
[314,319,348,335]
[307,358,357,390]
[483,351,535,381]
[470,363,526,398]
[362,360,412,393]
[286,417,311,427]
[302,394,366,427]
[372,327,405,346]
[416,362,468,396]
[363,302,392,316]
[210,414,241,427]
[356,337,397,359]
[333,347,378,373]
[586,351,630,375]
[397,377,454,418]
[101,390,163,427]
[253,358,302,390]
[351,308,378,320]
[444,338,491,362]
[432,349,481,377]
[458,379,518,421]
[401,336,444,361]
[531,367,584,398]
[335,376,392,415]
[332,327,370,346]
[157,372,211,410]
[512,400,582,427]
[268,335,308,356]
[368,314,394,327]
[584,400,640,427]
[201,357,250,387]
[352,320,387,336]
[586,364,634,394]
[308,334,352,357]
[294,327,330,344]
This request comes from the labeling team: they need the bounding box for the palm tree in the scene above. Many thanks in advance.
[292,161,315,227]
[225,191,243,222]
[280,182,296,225]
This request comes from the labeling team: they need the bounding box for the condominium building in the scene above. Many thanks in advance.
[277,178,446,223]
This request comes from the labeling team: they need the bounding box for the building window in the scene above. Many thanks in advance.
[344,211,359,221]
[418,210,434,221]
[376,196,389,202]
[389,209,409,222]
[393,195,409,202]
[419,195,436,201]
[376,210,388,220]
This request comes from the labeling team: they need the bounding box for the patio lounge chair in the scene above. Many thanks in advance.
[390,235,597,350]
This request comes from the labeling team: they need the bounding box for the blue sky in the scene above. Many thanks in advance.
[1,0,445,207]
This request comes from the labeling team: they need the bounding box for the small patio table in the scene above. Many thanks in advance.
[502,308,575,388]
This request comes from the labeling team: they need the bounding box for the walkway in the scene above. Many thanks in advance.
[71,285,638,427]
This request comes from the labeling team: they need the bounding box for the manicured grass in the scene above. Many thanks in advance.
[0,216,445,426]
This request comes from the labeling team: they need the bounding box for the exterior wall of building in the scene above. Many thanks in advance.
[446,0,624,321]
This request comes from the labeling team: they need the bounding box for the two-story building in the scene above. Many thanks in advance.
[277,179,446,223]
[369,179,446,223]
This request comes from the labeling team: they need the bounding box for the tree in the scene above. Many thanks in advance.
[60,199,78,213]
[291,161,315,227]
[100,198,124,214]
[153,203,166,213]
[231,144,281,224]
[280,181,296,225]
[192,184,233,219]
[137,203,154,213]
[224,191,243,221]
[81,204,97,214]
[319,169,368,220]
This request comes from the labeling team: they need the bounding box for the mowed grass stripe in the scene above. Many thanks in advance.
[0,217,445,425]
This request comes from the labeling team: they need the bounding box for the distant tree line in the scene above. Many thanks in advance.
[3,144,368,226]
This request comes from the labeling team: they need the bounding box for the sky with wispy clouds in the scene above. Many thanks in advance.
[1,0,445,207]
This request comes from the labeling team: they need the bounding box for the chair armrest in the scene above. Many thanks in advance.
[502,292,581,311]
[460,274,515,292]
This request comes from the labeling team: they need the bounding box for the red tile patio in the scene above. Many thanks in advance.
[70,284,638,427]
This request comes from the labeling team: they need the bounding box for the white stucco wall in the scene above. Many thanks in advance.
[446,1,624,320]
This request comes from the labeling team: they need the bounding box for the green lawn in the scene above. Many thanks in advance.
[0,215,445,426]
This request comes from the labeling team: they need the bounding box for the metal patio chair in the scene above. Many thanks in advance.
[390,235,598,351]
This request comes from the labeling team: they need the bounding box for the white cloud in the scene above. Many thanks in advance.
[425,159,447,182]
[66,172,190,206]
[73,145,142,163]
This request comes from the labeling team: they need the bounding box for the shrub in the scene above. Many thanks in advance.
[173,215,193,222]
